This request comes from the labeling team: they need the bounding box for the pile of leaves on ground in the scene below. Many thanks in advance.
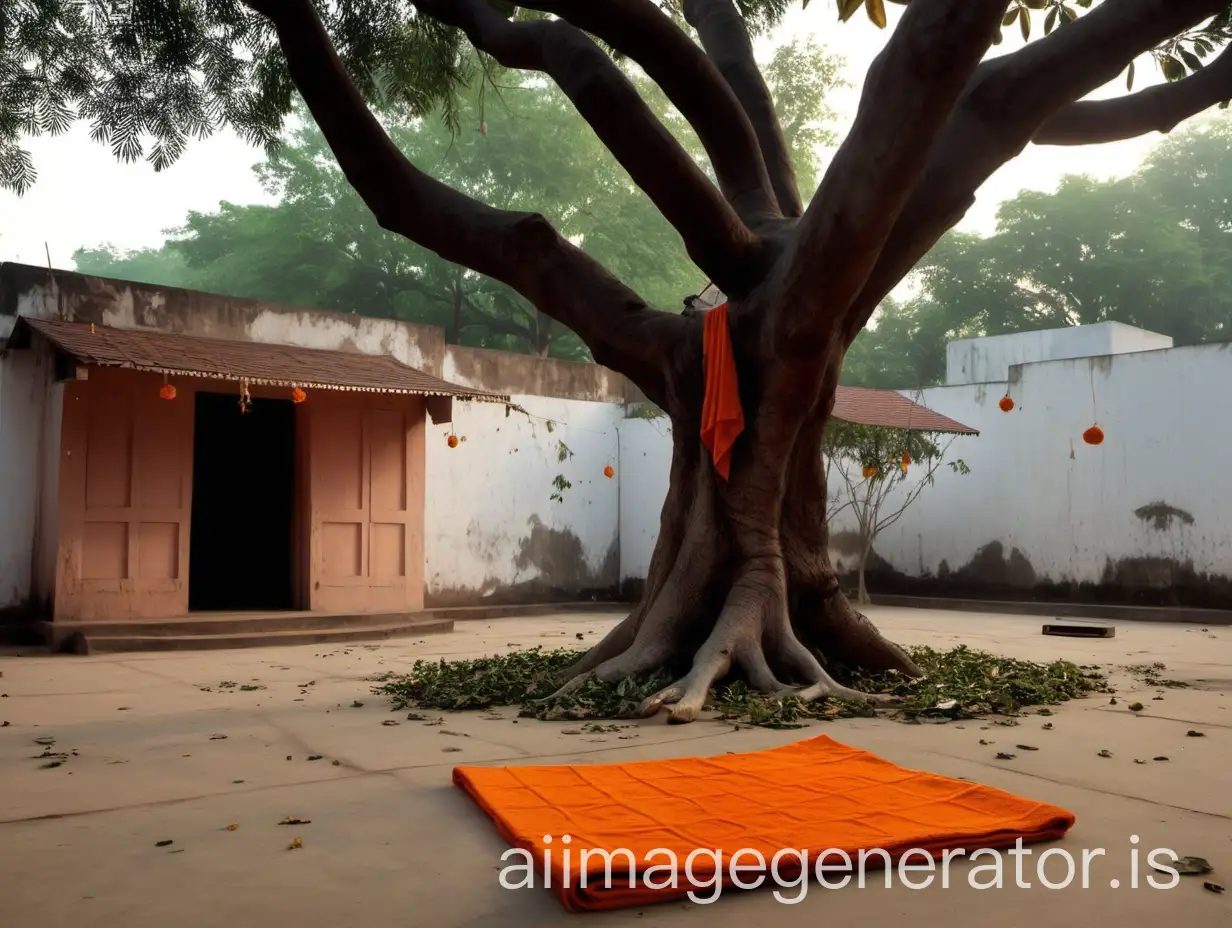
[1124,662,1189,689]
[371,644,1109,730]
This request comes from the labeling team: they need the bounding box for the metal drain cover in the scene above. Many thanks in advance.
[1042,621,1115,638]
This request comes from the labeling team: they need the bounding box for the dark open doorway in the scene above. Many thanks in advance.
[189,392,297,612]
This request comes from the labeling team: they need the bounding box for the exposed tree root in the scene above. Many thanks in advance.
[548,397,922,724]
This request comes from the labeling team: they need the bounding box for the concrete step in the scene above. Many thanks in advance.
[426,601,628,621]
[78,618,454,653]
[43,611,437,639]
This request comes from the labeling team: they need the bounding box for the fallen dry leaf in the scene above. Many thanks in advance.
[278,817,311,825]
[225,823,239,831]
[288,838,303,850]
[1170,856,1212,875]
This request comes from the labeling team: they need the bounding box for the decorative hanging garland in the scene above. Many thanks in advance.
[999,395,1014,412]
[603,465,615,479]
[1084,367,1104,446]
[291,387,306,404]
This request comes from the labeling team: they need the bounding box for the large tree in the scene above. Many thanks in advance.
[6,0,1232,722]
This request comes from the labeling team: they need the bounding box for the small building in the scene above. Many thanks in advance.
[0,262,509,643]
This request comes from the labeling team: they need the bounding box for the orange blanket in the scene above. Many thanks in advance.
[700,302,744,480]
[454,734,1075,911]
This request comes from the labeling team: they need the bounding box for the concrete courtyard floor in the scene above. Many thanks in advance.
[0,606,1229,927]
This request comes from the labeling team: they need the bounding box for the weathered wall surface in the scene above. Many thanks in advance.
[1,262,446,375]
[0,341,53,614]
[945,322,1173,387]
[617,416,672,590]
[619,341,1232,609]
[839,342,1232,607]
[444,345,630,403]
[423,394,624,605]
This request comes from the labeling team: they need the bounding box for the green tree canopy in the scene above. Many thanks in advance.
[74,40,841,358]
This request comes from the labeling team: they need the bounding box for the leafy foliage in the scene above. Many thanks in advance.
[372,643,1107,729]
[6,0,1229,197]
[823,420,969,601]
[1,0,471,194]
[71,39,840,356]
[844,112,1232,389]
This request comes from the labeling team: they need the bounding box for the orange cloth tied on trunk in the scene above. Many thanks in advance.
[700,302,745,481]
[454,733,1076,912]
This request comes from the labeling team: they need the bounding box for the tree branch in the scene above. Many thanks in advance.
[514,0,782,230]
[842,0,1228,344]
[415,0,762,294]
[1034,44,1232,144]
[682,0,802,217]
[241,0,683,406]
[779,0,1008,349]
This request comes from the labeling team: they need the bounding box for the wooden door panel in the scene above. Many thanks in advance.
[56,370,193,620]
[309,396,423,612]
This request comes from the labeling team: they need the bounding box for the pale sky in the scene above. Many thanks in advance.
[0,5,1166,270]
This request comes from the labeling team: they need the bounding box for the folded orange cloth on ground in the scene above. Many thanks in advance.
[454,734,1076,911]
[700,302,744,481]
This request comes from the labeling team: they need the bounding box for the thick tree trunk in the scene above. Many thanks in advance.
[550,307,923,723]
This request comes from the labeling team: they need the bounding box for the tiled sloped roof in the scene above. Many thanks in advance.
[833,385,977,435]
[15,317,508,402]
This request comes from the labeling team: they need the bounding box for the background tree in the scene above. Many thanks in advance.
[824,422,969,605]
[845,111,1232,388]
[72,42,841,360]
[7,0,1232,724]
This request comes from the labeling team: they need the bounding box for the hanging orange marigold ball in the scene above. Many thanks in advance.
[447,434,459,449]
[999,395,1014,412]
[862,464,879,479]
[291,387,306,404]
[159,383,177,400]
[902,450,911,467]
[1082,425,1105,446]
[603,465,615,479]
